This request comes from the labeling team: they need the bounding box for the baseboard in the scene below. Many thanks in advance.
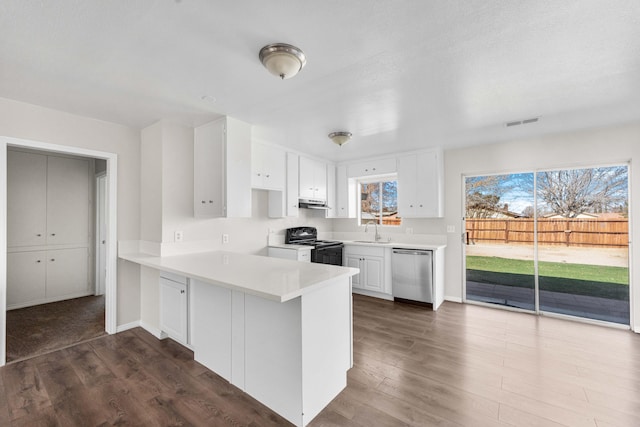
[139,321,168,340]
[115,320,140,333]
[444,296,463,303]
[352,288,394,301]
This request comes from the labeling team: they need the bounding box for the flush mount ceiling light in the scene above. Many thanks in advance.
[328,131,352,146]
[259,43,307,79]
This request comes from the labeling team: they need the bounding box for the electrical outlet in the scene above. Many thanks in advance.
[405,227,414,234]
[175,230,183,242]
[447,225,455,233]
[222,233,229,244]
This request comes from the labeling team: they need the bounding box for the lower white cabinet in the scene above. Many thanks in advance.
[268,246,311,262]
[160,272,189,345]
[344,246,386,294]
[7,248,89,309]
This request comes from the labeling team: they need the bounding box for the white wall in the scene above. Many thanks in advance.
[0,97,142,327]
[443,122,640,331]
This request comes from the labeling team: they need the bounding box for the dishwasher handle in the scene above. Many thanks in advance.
[392,249,432,255]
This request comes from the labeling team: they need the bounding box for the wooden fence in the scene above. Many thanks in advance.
[465,218,628,248]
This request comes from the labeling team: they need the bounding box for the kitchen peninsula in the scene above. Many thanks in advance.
[120,250,358,427]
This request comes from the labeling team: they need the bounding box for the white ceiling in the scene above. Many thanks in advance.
[2,1,639,161]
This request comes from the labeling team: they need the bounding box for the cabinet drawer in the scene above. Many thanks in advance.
[344,245,385,257]
[347,158,396,178]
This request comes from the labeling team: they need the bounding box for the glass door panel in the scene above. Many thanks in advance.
[536,166,630,324]
[464,173,536,310]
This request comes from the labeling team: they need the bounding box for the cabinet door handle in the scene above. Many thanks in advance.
[201,200,206,204]
[51,233,56,236]
[50,258,55,262]
[180,290,185,294]
[36,233,42,237]
[419,204,423,207]
[409,204,413,208]
[266,174,270,178]
[36,260,41,263]
[209,200,213,203]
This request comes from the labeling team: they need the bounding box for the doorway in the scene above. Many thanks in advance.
[0,136,118,366]
[464,165,630,325]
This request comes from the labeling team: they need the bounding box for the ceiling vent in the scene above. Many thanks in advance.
[505,117,539,127]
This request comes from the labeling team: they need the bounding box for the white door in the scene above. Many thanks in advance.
[96,174,107,296]
[46,248,89,299]
[46,156,90,245]
[7,251,46,307]
[363,256,384,292]
[345,255,362,289]
[7,151,47,247]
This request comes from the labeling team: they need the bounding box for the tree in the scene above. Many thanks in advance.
[465,175,512,218]
[536,166,627,218]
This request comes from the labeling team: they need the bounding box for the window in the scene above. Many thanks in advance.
[359,179,401,226]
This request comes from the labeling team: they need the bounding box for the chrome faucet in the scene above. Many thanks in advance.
[365,220,382,242]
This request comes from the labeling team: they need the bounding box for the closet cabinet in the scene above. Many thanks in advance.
[194,117,252,218]
[7,149,91,310]
[8,152,89,247]
[7,248,90,308]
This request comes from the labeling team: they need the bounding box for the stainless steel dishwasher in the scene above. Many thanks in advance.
[391,248,433,304]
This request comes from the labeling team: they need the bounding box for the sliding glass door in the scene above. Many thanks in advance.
[464,165,629,325]
[464,173,536,311]
[536,166,629,324]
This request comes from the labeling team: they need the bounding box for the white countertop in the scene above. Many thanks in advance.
[341,240,446,250]
[267,243,312,251]
[120,250,358,303]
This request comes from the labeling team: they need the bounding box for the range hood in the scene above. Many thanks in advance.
[298,198,330,210]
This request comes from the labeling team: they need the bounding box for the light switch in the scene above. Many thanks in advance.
[447,225,455,233]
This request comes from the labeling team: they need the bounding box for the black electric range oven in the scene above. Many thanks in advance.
[285,226,344,266]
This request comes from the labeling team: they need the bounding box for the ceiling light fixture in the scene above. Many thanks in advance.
[259,43,307,80]
[328,131,352,146]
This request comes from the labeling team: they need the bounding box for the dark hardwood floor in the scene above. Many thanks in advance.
[1,294,640,426]
[6,295,106,363]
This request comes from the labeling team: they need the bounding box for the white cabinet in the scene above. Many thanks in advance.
[7,150,92,309]
[194,117,252,218]
[326,163,337,218]
[335,165,356,218]
[299,156,327,201]
[160,272,189,345]
[7,248,89,309]
[397,149,444,218]
[8,151,89,247]
[344,245,386,294]
[347,157,396,178]
[251,142,285,191]
[268,246,311,262]
[285,152,299,217]
[7,151,47,247]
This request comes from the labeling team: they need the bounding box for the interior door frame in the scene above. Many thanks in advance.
[0,136,118,366]
[95,172,107,296]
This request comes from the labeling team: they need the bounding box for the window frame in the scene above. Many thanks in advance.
[357,175,401,227]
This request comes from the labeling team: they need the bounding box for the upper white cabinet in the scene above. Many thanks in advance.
[194,117,252,218]
[397,149,444,218]
[347,157,396,178]
[285,152,299,217]
[335,165,356,218]
[325,163,337,218]
[251,142,285,191]
[8,151,89,247]
[299,156,327,201]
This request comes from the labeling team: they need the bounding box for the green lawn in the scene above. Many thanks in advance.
[466,255,629,300]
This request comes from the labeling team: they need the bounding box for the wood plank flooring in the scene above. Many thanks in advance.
[1,294,640,426]
[6,295,106,362]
